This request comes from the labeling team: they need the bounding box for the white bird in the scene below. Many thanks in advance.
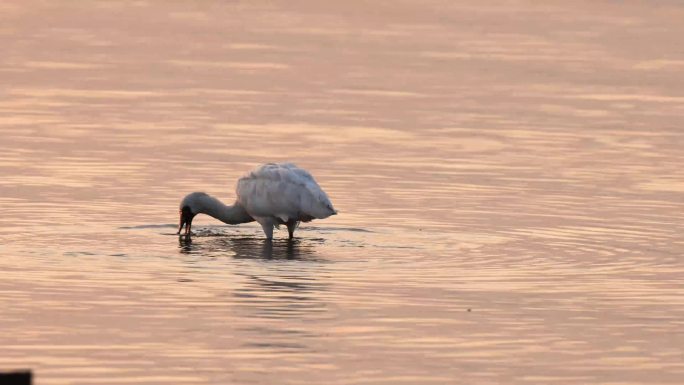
[177,163,337,239]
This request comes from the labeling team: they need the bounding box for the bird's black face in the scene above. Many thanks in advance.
[177,206,196,235]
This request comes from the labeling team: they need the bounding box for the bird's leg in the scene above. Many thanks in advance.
[257,219,274,239]
[286,221,297,240]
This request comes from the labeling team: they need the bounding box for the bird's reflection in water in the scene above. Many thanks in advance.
[178,233,324,261]
[177,232,330,347]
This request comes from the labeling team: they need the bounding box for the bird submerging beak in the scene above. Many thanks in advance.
[177,206,196,235]
[175,163,336,239]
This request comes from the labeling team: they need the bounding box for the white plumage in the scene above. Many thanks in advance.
[237,163,335,222]
[177,163,336,239]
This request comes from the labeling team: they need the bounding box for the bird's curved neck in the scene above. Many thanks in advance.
[199,195,253,225]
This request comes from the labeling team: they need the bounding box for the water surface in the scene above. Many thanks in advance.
[1,1,684,384]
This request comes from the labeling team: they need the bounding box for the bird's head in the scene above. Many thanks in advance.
[177,205,196,235]
[177,192,206,235]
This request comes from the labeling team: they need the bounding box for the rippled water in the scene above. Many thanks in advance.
[2,1,684,384]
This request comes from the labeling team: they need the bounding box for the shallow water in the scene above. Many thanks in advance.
[1,1,684,384]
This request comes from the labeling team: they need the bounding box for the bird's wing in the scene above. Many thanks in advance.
[236,163,335,222]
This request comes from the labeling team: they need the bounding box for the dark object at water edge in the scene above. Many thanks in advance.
[0,370,32,385]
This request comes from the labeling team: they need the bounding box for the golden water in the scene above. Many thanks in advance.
[1,1,683,384]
